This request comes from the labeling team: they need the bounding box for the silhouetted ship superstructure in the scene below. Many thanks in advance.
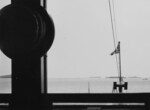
[0,0,149,110]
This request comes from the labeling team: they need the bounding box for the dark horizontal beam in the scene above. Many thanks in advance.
[0,93,149,109]
[0,93,149,103]
[47,93,150,103]
[0,94,11,103]
[11,0,41,6]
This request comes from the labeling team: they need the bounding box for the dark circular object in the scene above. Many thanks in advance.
[0,5,55,59]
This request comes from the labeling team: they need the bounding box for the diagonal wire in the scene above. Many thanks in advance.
[108,0,120,76]
[112,0,120,78]
[108,0,117,47]
[112,0,118,42]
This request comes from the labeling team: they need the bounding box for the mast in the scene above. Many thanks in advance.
[118,42,122,85]
[108,0,128,93]
[112,42,128,93]
[118,41,122,93]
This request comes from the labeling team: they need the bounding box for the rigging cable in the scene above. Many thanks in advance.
[112,0,121,80]
[112,0,118,42]
[108,0,120,76]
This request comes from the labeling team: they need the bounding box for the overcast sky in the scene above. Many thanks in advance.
[1,0,150,78]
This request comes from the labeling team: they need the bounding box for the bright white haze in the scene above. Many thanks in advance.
[1,0,150,78]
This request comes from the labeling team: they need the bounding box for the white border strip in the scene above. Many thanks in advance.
[53,102,145,106]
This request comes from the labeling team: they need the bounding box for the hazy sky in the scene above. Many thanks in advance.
[1,0,150,78]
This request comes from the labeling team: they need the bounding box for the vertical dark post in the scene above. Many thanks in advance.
[40,0,47,94]
[12,56,42,110]
[41,54,50,109]
[44,54,47,93]
[40,1,50,107]
[10,0,47,109]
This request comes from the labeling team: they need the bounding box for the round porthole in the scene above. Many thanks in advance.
[0,5,55,59]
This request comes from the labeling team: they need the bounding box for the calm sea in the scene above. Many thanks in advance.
[0,78,150,93]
